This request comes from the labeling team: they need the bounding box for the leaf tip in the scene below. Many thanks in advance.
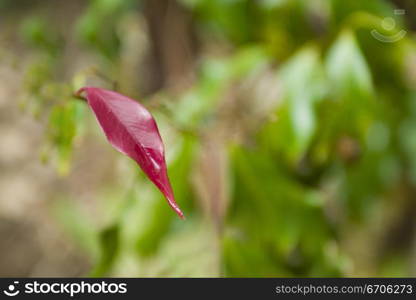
[171,200,186,220]
[165,194,185,219]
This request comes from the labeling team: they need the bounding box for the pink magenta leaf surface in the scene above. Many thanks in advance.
[76,87,184,219]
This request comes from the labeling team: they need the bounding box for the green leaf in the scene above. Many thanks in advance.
[90,224,120,277]
[47,101,84,175]
[20,16,62,56]
[326,30,373,101]
[268,46,325,161]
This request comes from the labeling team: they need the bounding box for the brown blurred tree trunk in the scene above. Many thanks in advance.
[143,0,197,94]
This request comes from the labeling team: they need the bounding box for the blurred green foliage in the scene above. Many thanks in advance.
[9,0,416,276]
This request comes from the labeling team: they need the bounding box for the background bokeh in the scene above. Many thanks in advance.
[1,0,416,277]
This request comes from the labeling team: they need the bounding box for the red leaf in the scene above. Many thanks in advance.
[76,87,184,219]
